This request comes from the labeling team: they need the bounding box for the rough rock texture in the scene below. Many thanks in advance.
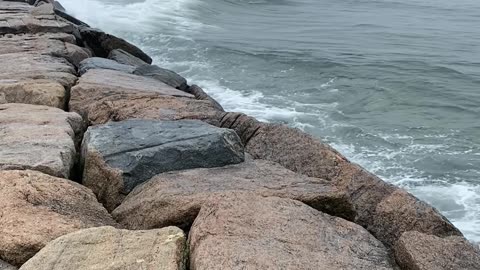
[0,79,66,108]
[0,170,117,267]
[134,64,188,91]
[220,112,463,248]
[394,231,480,270]
[78,57,135,75]
[371,188,462,248]
[70,69,221,126]
[0,32,74,55]
[19,226,186,270]
[0,32,90,67]
[0,103,84,178]
[114,158,354,230]
[0,52,77,87]
[188,84,224,111]
[108,48,148,67]
[82,119,245,211]
[79,27,152,63]
[0,260,16,270]
[189,193,395,270]
[0,2,72,35]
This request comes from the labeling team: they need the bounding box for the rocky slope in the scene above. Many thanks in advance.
[0,0,479,269]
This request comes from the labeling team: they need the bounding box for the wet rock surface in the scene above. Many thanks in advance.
[70,69,220,125]
[19,226,186,270]
[0,103,83,178]
[395,231,480,270]
[0,170,116,267]
[113,158,353,229]
[189,193,395,270]
[79,27,152,63]
[82,119,244,211]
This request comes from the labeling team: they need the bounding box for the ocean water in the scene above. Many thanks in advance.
[60,0,480,242]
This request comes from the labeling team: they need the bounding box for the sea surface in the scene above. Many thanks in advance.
[61,0,480,242]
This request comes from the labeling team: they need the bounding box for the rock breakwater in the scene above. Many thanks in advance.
[0,0,478,269]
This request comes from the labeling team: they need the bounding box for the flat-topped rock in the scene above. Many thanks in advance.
[0,259,16,270]
[72,69,191,97]
[19,226,186,270]
[189,193,395,270]
[0,170,117,267]
[113,159,353,230]
[78,57,135,75]
[70,69,220,125]
[0,103,84,178]
[82,119,244,211]
[0,33,89,67]
[0,2,72,35]
[220,113,463,248]
[0,52,77,87]
[0,79,66,108]
[395,231,480,270]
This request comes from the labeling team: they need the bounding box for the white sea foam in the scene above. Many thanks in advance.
[60,0,204,33]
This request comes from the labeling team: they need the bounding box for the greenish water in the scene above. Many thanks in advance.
[61,0,480,241]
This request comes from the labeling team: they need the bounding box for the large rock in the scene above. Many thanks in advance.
[19,226,186,270]
[0,79,66,108]
[0,103,84,178]
[108,48,148,67]
[0,2,72,35]
[70,69,220,125]
[0,52,77,87]
[394,231,480,270]
[78,57,135,75]
[188,84,224,111]
[0,260,16,270]
[79,27,152,63]
[82,119,244,211]
[113,159,353,230]
[189,193,395,270]
[370,188,462,248]
[220,112,463,248]
[134,64,188,91]
[0,170,117,267]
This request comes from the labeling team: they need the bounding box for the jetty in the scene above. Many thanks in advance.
[0,1,479,269]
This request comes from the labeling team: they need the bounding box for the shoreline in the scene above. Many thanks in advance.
[0,0,478,269]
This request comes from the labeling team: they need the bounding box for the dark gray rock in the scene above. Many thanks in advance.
[79,27,152,64]
[108,49,148,67]
[78,57,135,75]
[134,64,188,91]
[82,119,245,211]
[52,1,65,11]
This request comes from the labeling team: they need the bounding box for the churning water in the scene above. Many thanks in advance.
[61,0,480,242]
